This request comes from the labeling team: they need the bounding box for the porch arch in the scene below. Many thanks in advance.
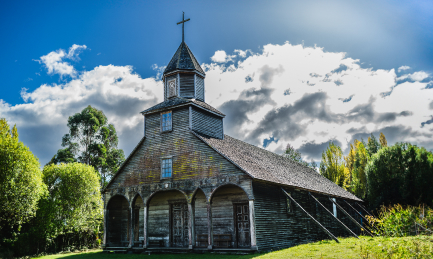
[106,195,130,247]
[147,189,189,248]
[210,184,251,248]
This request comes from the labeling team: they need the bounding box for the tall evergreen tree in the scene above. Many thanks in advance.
[283,143,309,166]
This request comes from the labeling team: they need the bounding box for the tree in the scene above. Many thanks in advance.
[366,133,380,157]
[352,141,369,199]
[319,142,348,189]
[26,163,103,253]
[283,143,309,166]
[51,106,125,187]
[366,143,433,209]
[379,132,387,148]
[0,118,47,238]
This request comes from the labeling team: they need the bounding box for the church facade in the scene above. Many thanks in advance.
[102,21,367,253]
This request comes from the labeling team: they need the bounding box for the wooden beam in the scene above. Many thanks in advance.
[328,198,374,237]
[281,188,339,243]
[355,202,374,217]
[343,200,379,233]
[309,193,358,239]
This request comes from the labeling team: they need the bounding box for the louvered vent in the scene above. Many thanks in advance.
[180,74,195,98]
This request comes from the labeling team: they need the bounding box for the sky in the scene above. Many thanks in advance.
[1,0,433,166]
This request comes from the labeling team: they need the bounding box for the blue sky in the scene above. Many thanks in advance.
[1,0,433,166]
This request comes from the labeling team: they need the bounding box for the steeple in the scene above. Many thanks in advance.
[162,13,205,102]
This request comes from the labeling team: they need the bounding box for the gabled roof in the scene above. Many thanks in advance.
[193,132,362,201]
[164,42,205,75]
[140,97,225,117]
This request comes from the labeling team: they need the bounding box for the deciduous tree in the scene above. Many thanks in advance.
[320,142,348,188]
[51,106,125,187]
[0,118,47,238]
[379,132,388,148]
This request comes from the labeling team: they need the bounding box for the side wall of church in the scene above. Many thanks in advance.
[253,181,361,251]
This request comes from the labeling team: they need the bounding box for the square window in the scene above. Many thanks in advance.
[161,111,172,132]
[161,158,172,178]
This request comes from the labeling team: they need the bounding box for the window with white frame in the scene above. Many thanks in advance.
[161,158,172,178]
[332,198,337,217]
[161,111,172,132]
[168,79,177,98]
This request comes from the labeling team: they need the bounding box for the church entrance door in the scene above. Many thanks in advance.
[235,203,250,248]
[171,203,188,247]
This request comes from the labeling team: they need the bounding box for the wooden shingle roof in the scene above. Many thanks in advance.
[194,133,362,201]
[164,42,205,75]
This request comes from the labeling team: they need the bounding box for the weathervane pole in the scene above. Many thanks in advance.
[177,12,190,43]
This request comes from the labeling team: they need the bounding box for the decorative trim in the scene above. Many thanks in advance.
[194,74,197,98]
[143,115,146,137]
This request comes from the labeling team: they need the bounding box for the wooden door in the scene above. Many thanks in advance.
[235,203,250,248]
[171,203,188,247]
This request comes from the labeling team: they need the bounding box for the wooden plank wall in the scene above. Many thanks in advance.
[133,196,145,242]
[179,74,195,97]
[211,185,249,248]
[107,196,130,247]
[191,107,223,139]
[147,190,187,247]
[109,107,244,188]
[253,181,361,251]
[193,189,208,245]
[195,76,204,102]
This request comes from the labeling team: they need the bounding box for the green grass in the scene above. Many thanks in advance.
[33,236,433,259]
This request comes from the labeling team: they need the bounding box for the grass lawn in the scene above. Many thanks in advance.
[33,236,433,259]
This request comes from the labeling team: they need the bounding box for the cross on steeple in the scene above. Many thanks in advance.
[176,12,190,43]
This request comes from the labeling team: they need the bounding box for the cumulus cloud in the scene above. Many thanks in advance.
[34,44,87,78]
[3,42,433,166]
[397,71,430,82]
[398,65,411,72]
[1,63,162,165]
[204,42,433,160]
[210,50,236,63]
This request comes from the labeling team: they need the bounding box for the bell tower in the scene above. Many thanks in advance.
[162,12,206,102]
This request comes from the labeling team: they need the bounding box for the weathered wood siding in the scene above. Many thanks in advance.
[109,107,243,188]
[179,74,195,98]
[107,195,130,247]
[193,189,207,245]
[211,185,249,248]
[147,190,187,247]
[191,107,223,139]
[253,181,361,251]
[195,76,204,102]
[133,196,145,243]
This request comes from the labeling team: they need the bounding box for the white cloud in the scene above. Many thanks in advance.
[210,50,236,63]
[398,65,410,72]
[1,64,162,165]
[2,42,433,166]
[397,71,429,82]
[35,44,87,78]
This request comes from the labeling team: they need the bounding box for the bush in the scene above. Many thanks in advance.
[367,204,433,237]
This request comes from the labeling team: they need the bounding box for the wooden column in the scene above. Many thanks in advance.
[103,209,108,247]
[206,201,213,250]
[188,202,195,249]
[143,205,148,248]
[129,206,134,248]
[248,200,257,250]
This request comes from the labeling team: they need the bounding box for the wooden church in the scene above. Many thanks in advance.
[102,14,371,253]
